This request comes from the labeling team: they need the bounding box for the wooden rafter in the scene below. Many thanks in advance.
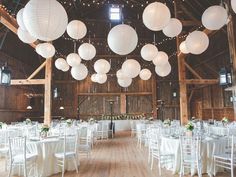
[27,61,46,80]
[185,79,218,85]
[184,61,202,79]
[11,79,45,85]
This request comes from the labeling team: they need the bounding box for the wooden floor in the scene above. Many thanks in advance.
[0,131,230,177]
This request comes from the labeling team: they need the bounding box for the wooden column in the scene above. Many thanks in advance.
[120,93,126,114]
[227,12,236,119]
[152,76,157,119]
[44,58,52,125]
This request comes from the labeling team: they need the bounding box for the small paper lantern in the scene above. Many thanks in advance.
[163,18,182,37]
[142,2,171,31]
[71,64,88,80]
[55,58,67,70]
[16,8,27,30]
[23,0,68,41]
[95,73,107,84]
[67,20,87,40]
[116,69,128,80]
[36,43,55,58]
[94,59,111,74]
[91,74,97,82]
[202,6,228,30]
[185,31,209,55]
[107,24,138,55]
[17,27,37,44]
[118,78,132,87]
[139,69,152,80]
[179,41,189,54]
[66,53,81,67]
[155,62,171,77]
[152,51,169,66]
[232,0,236,13]
[78,43,96,60]
[61,63,70,72]
[122,59,141,78]
[140,44,158,61]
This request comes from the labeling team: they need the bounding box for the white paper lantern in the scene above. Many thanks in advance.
[202,6,228,30]
[152,51,169,66]
[71,64,88,80]
[96,74,107,84]
[140,44,158,61]
[17,27,37,44]
[36,43,55,58]
[139,69,152,80]
[16,8,27,30]
[23,0,68,41]
[232,0,236,13]
[107,24,138,55]
[55,58,67,70]
[185,31,209,55]
[66,53,81,67]
[61,63,70,72]
[94,59,111,74]
[118,78,132,87]
[142,2,171,31]
[179,41,189,54]
[91,74,97,82]
[155,62,171,77]
[78,43,96,60]
[67,20,87,40]
[116,69,128,80]
[163,18,182,37]
[122,59,141,78]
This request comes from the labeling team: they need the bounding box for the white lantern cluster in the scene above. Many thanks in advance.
[163,18,182,38]
[232,0,236,13]
[107,24,138,55]
[202,5,228,30]
[66,20,87,40]
[55,58,69,72]
[122,59,141,78]
[91,59,111,84]
[141,44,158,61]
[66,53,81,67]
[36,43,55,58]
[155,62,171,77]
[71,64,88,80]
[139,69,152,80]
[116,69,133,87]
[152,51,169,66]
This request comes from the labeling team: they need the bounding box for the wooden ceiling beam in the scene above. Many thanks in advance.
[11,79,46,85]
[184,61,202,79]
[184,79,218,85]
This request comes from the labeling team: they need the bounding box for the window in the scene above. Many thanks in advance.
[109,6,121,21]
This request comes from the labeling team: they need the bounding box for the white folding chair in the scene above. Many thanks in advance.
[136,123,146,148]
[54,131,79,177]
[8,136,38,177]
[213,135,236,177]
[130,120,136,137]
[77,127,92,158]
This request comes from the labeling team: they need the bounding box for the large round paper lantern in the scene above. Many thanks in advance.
[61,63,70,72]
[91,74,97,82]
[96,74,107,84]
[141,44,158,61]
[122,59,141,78]
[202,6,228,30]
[94,59,111,74]
[179,41,189,54]
[71,64,88,80]
[139,69,152,80]
[107,24,138,55]
[118,78,132,87]
[78,43,96,60]
[17,27,37,43]
[185,31,209,55]
[23,0,68,41]
[142,2,171,31]
[66,53,81,67]
[55,58,67,70]
[163,18,182,37]
[16,8,27,30]
[36,43,55,58]
[152,51,169,66]
[116,69,128,80]
[232,0,236,13]
[67,20,87,40]
[155,63,171,77]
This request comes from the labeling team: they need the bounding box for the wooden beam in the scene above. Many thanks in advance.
[151,75,157,119]
[44,58,52,125]
[184,62,202,79]
[185,79,218,85]
[11,79,45,85]
[78,92,152,96]
[27,61,46,80]
[120,93,126,114]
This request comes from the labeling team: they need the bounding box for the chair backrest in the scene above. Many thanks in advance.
[8,136,26,161]
[62,130,79,157]
[102,122,109,132]
[130,121,136,130]
[0,130,9,148]
[149,128,161,151]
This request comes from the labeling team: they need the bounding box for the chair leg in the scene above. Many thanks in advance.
[8,162,12,177]
[213,157,216,176]
[24,162,27,177]
[158,158,162,176]
[73,156,79,173]
[150,155,154,170]
[231,163,234,177]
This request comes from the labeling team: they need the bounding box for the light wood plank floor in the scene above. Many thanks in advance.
[0,131,230,177]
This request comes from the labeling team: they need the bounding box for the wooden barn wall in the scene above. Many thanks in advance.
[0,52,42,123]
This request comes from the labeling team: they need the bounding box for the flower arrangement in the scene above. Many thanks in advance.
[148,117,154,121]
[25,118,32,125]
[222,117,229,123]
[185,122,194,131]
[66,119,72,126]
[0,122,3,129]
[89,118,94,123]
[163,119,171,127]
[41,124,50,133]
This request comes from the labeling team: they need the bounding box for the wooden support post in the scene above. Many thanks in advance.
[152,76,157,119]
[120,93,126,114]
[44,59,52,125]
